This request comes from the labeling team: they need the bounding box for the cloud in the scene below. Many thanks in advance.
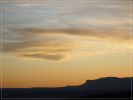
[21,53,67,61]
[9,27,131,41]
[2,31,75,61]
[2,0,131,61]
[2,26,131,61]
[3,0,131,16]
[71,18,131,28]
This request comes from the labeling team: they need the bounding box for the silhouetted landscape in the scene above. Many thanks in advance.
[1,77,132,98]
[1,0,132,99]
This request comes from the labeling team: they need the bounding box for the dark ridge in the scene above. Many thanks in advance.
[1,77,132,98]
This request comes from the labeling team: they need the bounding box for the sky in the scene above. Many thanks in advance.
[0,0,132,88]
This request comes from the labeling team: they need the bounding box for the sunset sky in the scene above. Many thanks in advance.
[0,0,132,88]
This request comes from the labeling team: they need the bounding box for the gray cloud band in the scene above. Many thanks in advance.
[2,27,131,61]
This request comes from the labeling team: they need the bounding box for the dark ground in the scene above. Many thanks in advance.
[1,77,132,99]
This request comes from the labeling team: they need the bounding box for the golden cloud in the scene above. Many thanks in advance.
[2,27,131,61]
[9,27,131,40]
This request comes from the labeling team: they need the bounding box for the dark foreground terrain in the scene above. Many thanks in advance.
[1,77,132,98]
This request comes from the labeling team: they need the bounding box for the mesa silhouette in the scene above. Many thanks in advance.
[1,77,132,98]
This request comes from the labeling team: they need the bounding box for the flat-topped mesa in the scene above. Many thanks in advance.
[85,77,118,84]
[80,77,132,90]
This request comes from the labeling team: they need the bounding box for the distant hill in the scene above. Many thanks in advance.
[80,77,131,91]
[1,77,132,98]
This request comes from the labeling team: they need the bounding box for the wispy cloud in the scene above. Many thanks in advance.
[1,0,131,61]
[8,27,131,40]
[2,27,131,61]
[2,28,76,61]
